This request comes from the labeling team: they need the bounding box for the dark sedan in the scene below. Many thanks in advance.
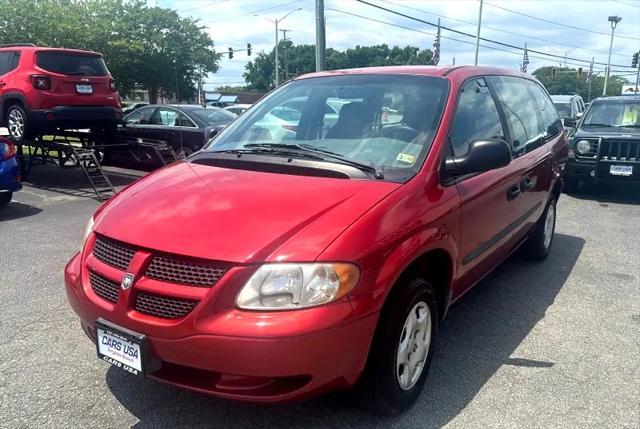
[118,104,237,157]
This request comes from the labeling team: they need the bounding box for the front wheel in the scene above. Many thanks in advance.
[0,192,12,207]
[523,197,556,261]
[358,278,437,415]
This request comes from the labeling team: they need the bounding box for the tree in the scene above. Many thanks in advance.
[244,43,434,91]
[533,66,627,101]
[0,0,220,103]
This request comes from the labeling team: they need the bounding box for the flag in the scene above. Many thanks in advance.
[521,44,529,73]
[586,59,594,83]
[432,18,441,65]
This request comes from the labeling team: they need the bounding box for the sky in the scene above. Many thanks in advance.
[157,0,640,90]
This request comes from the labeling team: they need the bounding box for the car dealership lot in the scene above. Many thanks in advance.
[1,167,638,428]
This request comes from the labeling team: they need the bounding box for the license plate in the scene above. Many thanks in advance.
[76,84,93,94]
[609,165,633,176]
[96,322,144,375]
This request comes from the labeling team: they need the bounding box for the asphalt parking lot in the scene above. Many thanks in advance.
[1,165,639,428]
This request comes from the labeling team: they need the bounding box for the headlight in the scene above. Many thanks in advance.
[236,263,360,310]
[81,216,95,251]
[575,140,591,154]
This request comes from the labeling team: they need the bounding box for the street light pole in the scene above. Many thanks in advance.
[315,0,326,71]
[474,0,483,65]
[603,15,622,96]
[259,8,302,88]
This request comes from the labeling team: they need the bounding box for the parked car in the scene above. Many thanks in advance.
[0,136,21,206]
[551,94,586,125]
[0,43,122,141]
[563,95,640,192]
[118,104,236,157]
[65,65,567,415]
[224,103,252,116]
[121,102,148,115]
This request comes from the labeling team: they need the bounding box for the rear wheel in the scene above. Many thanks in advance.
[523,196,556,261]
[358,278,437,415]
[0,192,12,207]
[6,104,32,142]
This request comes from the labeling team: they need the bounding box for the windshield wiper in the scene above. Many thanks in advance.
[244,143,384,179]
[582,123,614,127]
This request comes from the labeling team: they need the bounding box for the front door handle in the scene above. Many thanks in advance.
[507,184,521,201]
[521,176,535,191]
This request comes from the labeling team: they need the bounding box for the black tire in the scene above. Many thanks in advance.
[523,196,557,261]
[0,192,12,207]
[563,177,578,194]
[5,104,33,142]
[358,278,438,416]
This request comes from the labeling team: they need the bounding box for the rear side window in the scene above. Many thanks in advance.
[527,82,562,138]
[125,107,155,125]
[490,76,541,153]
[0,51,19,75]
[450,78,505,157]
[36,52,109,76]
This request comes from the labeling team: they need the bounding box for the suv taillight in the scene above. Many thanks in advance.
[1,139,17,160]
[109,79,117,92]
[30,75,51,90]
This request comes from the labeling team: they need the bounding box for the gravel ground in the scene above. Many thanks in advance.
[1,165,638,428]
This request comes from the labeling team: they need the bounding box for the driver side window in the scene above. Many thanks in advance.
[450,78,505,157]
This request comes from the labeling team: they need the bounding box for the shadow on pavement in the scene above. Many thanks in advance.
[21,164,144,200]
[106,233,584,428]
[0,200,43,222]
[567,181,640,205]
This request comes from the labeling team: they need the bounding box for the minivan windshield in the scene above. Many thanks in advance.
[36,51,109,76]
[582,99,640,128]
[203,74,449,181]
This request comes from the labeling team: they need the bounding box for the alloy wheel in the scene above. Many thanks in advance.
[8,109,25,140]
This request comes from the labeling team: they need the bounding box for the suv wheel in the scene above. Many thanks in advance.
[0,192,12,207]
[523,197,556,260]
[358,277,437,415]
[563,177,578,193]
[6,105,30,142]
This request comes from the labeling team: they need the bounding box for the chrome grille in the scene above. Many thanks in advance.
[89,271,119,303]
[135,292,197,319]
[93,236,135,270]
[146,255,228,287]
[598,139,640,161]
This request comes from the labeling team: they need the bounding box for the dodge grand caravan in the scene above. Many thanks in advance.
[65,66,568,415]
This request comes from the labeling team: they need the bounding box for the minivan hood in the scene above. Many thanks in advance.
[95,162,399,263]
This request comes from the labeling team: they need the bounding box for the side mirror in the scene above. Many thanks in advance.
[444,138,512,177]
[563,117,577,128]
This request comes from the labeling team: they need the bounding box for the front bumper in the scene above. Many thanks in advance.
[566,157,640,183]
[64,252,378,403]
[0,157,22,192]
[30,106,122,130]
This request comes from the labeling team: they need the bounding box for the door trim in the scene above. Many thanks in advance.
[462,201,541,265]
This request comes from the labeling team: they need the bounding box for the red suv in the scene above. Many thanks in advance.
[0,44,121,141]
[65,66,568,414]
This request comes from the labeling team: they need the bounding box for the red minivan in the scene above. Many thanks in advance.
[65,66,568,414]
[0,44,122,141]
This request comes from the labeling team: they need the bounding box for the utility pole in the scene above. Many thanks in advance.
[587,57,594,102]
[474,0,483,65]
[280,29,290,80]
[315,0,326,71]
[172,59,179,102]
[603,15,622,96]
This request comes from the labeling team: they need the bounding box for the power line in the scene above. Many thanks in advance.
[206,0,305,24]
[327,7,611,71]
[612,0,640,9]
[354,0,636,68]
[484,1,640,41]
[176,0,230,14]
[377,0,631,59]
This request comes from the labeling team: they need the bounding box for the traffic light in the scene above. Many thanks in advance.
[247,43,252,56]
[633,52,639,68]
[551,67,557,79]
[228,48,233,59]
[577,67,583,78]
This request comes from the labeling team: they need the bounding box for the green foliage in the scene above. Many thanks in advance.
[0,0,220,102]
[533,66,626,101]
[244,43,434,91]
